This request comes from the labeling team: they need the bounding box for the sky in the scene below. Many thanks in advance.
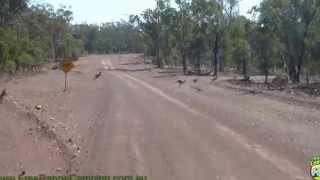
[30,0,262,24]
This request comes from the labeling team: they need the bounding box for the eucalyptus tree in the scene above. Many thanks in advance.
[49,6,73,60]
[189,0,211,74]
[254,24,281,84]
[139,8,162,67]
[206,0,239,77]
[28,4,75,60]
[258,0,320,83]
[175,0,192,74]
[0,0,84,73]
[157,2,177,65]
[230,16,252,79]
[0,0,28,27]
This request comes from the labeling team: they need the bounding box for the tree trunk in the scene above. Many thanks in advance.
[242,59,248,79]
[155,39,161,68]
[196,53,201,75]
[306,70,310,85]
[264,58,269,84]
[156,51,161,68]
[182,51,187,75]
[219,58,224,72]
[213,49,218,76]
[213,35,220,77]
[295,19,312,83]
[219,48,224,72]
[287,56,297,83]
[51,37,57,62]
[296,46,305,83]
[265,70,269,84]
[296,65,301,83]
[64,73,67,91]
[293,47,305,84]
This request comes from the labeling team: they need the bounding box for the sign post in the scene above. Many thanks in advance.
[60,59,75,91]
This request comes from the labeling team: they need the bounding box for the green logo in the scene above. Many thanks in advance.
[311,155,320,180]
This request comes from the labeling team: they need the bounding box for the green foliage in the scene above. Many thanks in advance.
[58,33,84,58]
[0,1,84,74]
[3,60,16,73]
[1,0,320,85]
[17,52,33,67]
[72,22,143,54]
[125,0,320,83]
[0,28,18,72]
[0,0,28,26]
[232,39,251,76]
[256,0,320,83]
[0,41,10,69]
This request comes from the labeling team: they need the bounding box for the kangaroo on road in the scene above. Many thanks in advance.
[0,89,7,103]
[177,80,186,87]
[94,72,102,80]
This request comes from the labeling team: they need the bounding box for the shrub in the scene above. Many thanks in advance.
[3,60,16,73]
[17,52,34,69]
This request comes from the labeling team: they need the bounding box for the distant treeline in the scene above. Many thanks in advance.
[130,0,320,84]
[1,0,320,84]
[72,22,143,54]
[0,0,142,74]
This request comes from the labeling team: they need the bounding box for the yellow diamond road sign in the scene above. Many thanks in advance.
[60,59,75,73]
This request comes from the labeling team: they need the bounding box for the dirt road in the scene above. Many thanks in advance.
[1,55,319,179]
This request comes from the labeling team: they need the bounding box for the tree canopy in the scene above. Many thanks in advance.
[131,0,320,83]
[1,0,320,84]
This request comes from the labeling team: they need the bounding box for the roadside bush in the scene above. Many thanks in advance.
[3,60,16,73]
[57,33,84,59]
[0,41,10,69]
[17,52,34,70]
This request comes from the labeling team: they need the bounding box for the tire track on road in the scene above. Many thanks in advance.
[115,72,308,180]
